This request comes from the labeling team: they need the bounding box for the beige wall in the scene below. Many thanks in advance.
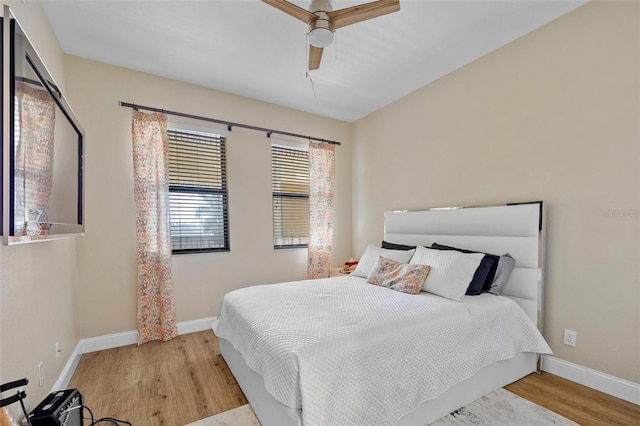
[352,1,639,382]
[63,56,352,338]
[0,0,79,412]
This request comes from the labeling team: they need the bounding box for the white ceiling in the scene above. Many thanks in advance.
[40,0,587,123]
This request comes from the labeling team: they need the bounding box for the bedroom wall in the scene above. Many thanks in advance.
[0,0,80,412]
[63,56,352,338]
[352,0,639,383]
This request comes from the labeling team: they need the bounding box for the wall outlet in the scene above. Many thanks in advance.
[564,329,577,347]
[38,362,44,387]
[55,341,61,360]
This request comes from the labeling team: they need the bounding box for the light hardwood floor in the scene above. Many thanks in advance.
[68,330,640,425]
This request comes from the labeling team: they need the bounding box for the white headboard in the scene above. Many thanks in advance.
[384,202,545,332]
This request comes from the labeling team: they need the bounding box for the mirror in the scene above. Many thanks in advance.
[4,16,84,243]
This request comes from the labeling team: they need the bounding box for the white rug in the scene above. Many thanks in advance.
[430,388,577,425]
[187,388,578,426]
[187,404,260,426]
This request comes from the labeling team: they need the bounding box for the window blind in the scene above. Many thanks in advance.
[168,128,229,253]
[271,143,309,248]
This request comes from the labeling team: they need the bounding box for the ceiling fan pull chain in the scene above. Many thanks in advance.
[305,31,317,100]
[306,71,318,101]
[304,34,310,75]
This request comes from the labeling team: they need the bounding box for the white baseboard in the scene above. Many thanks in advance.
[542,355,640,405]
[81,329,138,353]
[51,341,83,391]
[177,316,217,335]
[54,316,218,391]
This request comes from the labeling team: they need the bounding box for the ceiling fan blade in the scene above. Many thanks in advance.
[261,0,315,23]
[329,0,400,29]
[308,45,324,70]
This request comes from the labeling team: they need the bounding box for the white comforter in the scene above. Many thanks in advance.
[212,276,551,426]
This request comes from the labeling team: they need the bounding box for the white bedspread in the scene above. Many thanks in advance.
[212,276,551,426]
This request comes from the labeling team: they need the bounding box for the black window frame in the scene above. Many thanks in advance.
[271,142,309,249]
[167,126,229,254]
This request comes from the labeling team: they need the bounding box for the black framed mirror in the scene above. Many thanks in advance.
[3,14,84,244]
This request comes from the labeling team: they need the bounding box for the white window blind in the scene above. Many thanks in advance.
[168,127,229,253]
[271,143,309,248]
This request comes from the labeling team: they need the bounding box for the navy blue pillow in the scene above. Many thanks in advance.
[430,243,499,295]
[381,240,417,251]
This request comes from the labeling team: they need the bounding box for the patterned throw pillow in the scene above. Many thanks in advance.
[367,256,431,295]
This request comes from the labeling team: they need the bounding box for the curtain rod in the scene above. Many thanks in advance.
[119,101,341,146]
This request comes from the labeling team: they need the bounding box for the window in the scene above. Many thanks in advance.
[271,142,309,248]
[168,126,229,253]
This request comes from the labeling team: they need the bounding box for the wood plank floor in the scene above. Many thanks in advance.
[68,331,247,425]
[505,373,640,425]
[69,330,640,425]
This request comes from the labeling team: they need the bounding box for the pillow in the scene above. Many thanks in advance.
[431,243,499,295]
[488,254,516,295]
[381,240,416,251]
[410,246,484,301]
[367,256,430,295]
[351,245,416,278]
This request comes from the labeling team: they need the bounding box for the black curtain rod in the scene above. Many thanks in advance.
[119,101,341,146]
[16,76,42,87]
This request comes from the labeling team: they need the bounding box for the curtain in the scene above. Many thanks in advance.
[15,81,55,237]
[308,142,335,279]
[131,111,177,344]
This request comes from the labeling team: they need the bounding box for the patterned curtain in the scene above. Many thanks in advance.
[131,111,177,344]
[14,81,55,237]
[308,142,335,279]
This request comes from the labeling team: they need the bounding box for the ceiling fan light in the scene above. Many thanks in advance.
[308,16,334,48]
[308,27,334,47]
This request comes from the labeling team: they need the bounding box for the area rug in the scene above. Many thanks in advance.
[186,388,578,425]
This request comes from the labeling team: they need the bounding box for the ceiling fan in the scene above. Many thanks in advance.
[262,0,400,70]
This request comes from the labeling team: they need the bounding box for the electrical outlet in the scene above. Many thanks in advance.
[38,362,44,387]
[564,329,577,347]
[55,341,61,360]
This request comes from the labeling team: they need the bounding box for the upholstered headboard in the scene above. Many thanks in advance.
[384,202,545,332]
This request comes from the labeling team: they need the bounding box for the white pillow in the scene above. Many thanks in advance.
[351,245,415,278]
[410,246,484,301]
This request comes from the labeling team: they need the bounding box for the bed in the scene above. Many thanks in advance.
[213,202,550,425]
